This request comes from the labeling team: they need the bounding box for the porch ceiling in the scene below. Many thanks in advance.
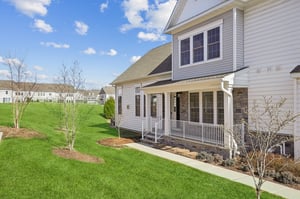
[142,75,225,94]
[142,67,248,94]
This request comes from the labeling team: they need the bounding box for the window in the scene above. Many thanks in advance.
[190,93,199,122]
[179,20,222,67]
[180,38,190,66]
[135,87,141,117]
[202,92,213,123]
[118,96,122,114]
[193,33,204,63]
[5,91,8,95]
[217,91,224,124]
[144,95,146,117]
[135,96,140,117]
[207,27,220,59]
[151,95,157,117]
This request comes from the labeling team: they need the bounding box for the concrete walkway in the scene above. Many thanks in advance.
[126,143,300,199]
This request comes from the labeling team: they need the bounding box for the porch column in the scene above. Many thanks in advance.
[164,92,171,136]
[145,94,151,132]
[223,85,233,150]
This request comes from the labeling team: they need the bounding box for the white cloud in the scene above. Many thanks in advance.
[7,0,51,17]
[130,55,141,63]
[0,56,4,63]
[34,65,43,71]
[40,42,70,49]
[75,21,88,35]
[100,1,109,13]
[121,0,176,42]
[137,31,166,42]
[101,49,117,56]
[3,57,24,67]
[107,49,117,56]
[83,47,96,55]
[37,74,48,80]
[33,19,53,33]
[0,70,10,77]
[24,70,33,77]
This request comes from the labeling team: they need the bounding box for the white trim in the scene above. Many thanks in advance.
[232,8,237,71]
[213,91,218,124]
[178,20,223,68]
[178,19,223,40]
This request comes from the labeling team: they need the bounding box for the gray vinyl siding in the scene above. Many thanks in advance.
[236,9,244,70]
[173,10,233,81]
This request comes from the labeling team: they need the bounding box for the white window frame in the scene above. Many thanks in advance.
[178,19,223,68]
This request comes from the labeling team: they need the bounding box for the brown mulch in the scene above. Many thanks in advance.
[53,148,104,164]
[0,126,45,139]
[98,137,135,148]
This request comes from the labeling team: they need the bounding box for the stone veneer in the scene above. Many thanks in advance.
[161,136,230,159]
[233,88,248,124]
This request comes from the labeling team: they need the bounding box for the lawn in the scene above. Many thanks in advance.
[0,103,281,199]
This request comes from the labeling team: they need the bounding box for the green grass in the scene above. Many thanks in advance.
[0,103,281,199]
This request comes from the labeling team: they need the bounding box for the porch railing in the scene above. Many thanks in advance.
[142,117,164,143]
[170,120,225,147]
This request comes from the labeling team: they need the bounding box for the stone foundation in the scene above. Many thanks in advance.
[161,136,230,159]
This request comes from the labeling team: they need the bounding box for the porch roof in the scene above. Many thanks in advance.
[142,67,248,93]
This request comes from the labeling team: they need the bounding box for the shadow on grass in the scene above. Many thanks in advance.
[89,122,141,141]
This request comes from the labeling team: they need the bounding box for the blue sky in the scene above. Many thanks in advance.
[0,0,176,89]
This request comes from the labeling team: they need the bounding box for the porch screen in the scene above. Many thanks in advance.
[190,93,199,122]
[202,92,213,123]
[217,91,224,124]
[151,95,157,117]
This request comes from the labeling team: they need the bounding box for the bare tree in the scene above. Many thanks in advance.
[3,56,36,129]
[230,97,299,199]
[58,61,84,151]
[115,114,122,139]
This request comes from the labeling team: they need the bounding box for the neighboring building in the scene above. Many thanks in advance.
[0,80,13,103]
[0,80,77,103]
[79,89,101,104]
[112,0,300,159]
[99,86,115,104]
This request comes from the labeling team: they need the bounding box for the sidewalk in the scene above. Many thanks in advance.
[126,143,300,199]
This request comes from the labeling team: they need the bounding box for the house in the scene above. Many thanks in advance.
[112,0,300,159]
[99,86,115,105]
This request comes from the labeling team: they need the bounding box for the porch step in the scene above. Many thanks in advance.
[141,132,163,145]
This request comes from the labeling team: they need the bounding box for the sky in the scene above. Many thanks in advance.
[0,0,176,89]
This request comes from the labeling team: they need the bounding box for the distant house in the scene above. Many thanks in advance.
[99,86,115,104]
[79,89,100,104]
[113,0,300,159]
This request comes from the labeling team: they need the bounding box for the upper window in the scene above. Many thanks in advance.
[193,33,204,63]
[180,38,190,66]
[179,19,222,67]
[207,27,220,59]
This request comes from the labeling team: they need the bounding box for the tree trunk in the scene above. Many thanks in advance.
[256,188,261,199]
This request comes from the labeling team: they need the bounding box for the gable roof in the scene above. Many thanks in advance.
[164,0,256,35]
[100,86,115,95]
[111,43,172,85]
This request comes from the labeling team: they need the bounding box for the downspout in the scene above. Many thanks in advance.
[221,80,237,159]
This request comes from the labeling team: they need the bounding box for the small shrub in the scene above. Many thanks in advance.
[264,169,276,178]
[275,171,295,184]
[213,154,223,164]
[103,97,115,119]
[196,151,214,163]
[222,159,235,167]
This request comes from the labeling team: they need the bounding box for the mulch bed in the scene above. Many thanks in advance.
[53,148,104,164]
[0,126,45,139]
[97,137,135,148]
